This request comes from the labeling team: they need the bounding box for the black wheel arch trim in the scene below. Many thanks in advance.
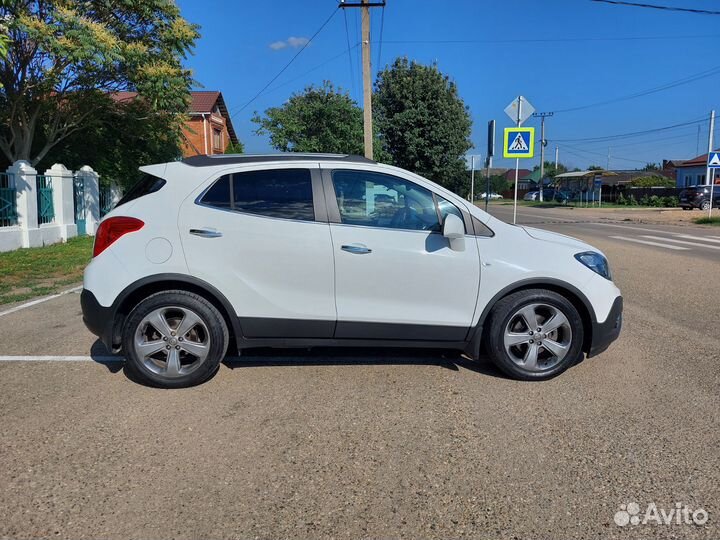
[98,273,242,350]
[466,278,600,357]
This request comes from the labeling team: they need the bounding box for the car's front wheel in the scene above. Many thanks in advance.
[485,289,584,380]
[122,290,229,388]
[700,200,711,211]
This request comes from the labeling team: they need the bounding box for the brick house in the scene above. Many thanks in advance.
[181,91,239,157]
[111,90,239,157]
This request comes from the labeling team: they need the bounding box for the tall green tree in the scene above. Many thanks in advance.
[0,1,199,165]
[41,96,183,189]
[374,57,472,193]
[253,81,386,159]
[533,160,568,180]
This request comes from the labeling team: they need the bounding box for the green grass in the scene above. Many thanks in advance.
[693,216,720,226]
[0,236,94,305]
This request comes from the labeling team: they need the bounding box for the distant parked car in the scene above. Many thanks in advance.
[524,189,556,201]
[679,184,720,210]
[480,192,503,200]
[554,190,575,203]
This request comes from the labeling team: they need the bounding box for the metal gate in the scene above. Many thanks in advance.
[73,175,86,236]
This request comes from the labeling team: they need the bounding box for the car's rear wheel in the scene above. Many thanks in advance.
[122,290,229,388]
[486,289,584,380]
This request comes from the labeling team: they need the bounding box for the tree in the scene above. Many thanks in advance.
[40,95,183,190]
[534,160,568,180]
[225,141,245,154]
[374,58,472,194]
[629,175,674,187]
[642,162,660,171]
[588,165,604,171]
[253,82,387,159]
[0,1,199,165]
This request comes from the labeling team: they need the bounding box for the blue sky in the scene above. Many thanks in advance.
[176,0,720,170]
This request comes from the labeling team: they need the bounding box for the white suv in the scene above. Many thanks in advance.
[82,154,622,388]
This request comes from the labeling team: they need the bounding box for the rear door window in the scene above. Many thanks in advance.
[200,169,314,221]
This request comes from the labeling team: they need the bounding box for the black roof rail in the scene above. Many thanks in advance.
[182,153,376,167]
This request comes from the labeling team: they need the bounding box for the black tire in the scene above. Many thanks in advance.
[122,290,229,388]
[485,289,584,381]
[700,201,710,211]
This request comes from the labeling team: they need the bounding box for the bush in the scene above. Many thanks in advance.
[629,175,675,188]
[617,193,627,205]
[663,196,679,207]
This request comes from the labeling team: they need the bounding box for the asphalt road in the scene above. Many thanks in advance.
[0,207,718,539]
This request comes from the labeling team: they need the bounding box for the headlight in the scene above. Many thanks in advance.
[574,251,612,280]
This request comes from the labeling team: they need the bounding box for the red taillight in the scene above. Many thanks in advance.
[93,217,144,257]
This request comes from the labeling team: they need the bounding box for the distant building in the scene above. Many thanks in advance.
[181,91,239,157]
[673,151,720,187]
[111,90,239,158]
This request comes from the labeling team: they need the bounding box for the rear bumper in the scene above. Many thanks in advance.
[588,296,623,357]
[80,289,114,349]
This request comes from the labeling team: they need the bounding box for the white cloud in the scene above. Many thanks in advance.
[269,36,310,51]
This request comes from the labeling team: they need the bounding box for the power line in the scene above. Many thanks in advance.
[551,117,708,144]
[231,6,339,117]
[378,34,720,44]
[553,64,720,113]
[264,45,359,96]
[342,8,357,98]
[590,0,720,15]
[376,4,385,71]
[560,143,649,165]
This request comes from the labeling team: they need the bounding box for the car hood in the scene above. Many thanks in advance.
[521,226,598,253]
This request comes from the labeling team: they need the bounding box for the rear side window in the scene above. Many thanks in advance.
[200,169,314,221]
[116,174,166,208]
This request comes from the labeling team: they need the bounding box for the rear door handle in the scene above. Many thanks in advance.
[341,244,372,254]
[189,228,222,238]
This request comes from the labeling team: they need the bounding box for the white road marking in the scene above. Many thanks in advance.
[588,223,679,234]
[0,355,122,362]
[673,234,720,244]
[0,286,83,319]
[640,235,720,250]
[0,355,243,362]
[516,211,578,222]
[609,236,689,250]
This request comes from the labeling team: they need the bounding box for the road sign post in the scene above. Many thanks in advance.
[707,110,716,218]
[504,96,535,224]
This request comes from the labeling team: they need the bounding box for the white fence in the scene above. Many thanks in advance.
[0,160,122,253]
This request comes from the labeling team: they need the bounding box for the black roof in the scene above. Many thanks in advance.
[182,153,376,167]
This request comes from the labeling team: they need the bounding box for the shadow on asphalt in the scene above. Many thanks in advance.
[88,339,510,385]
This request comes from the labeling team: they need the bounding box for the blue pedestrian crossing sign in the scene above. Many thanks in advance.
[503,127,535,158]
[708,152,720,168]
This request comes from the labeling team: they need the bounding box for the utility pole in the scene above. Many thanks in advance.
[607,147,611,171]
[533,112,553,201]
[555,146,559,170]
[339,1,385,159]
[706,110,715,218]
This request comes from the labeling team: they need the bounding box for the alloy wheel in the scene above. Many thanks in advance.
[134,306,210,378]
[503,303,573,372]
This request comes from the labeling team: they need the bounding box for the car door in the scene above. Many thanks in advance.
[323,166,481,341]
[178,164,336,338]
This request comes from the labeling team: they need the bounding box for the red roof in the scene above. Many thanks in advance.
[676,150,720,168]
[504,168,532,180]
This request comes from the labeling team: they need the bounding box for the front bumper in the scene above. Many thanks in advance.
[587,296,623,357]
[80,289,115,349]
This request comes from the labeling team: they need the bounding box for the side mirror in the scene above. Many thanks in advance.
[442,213,465,251]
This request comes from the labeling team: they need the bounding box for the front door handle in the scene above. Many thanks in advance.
[189,228,222,238]
[341,244,372,254]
